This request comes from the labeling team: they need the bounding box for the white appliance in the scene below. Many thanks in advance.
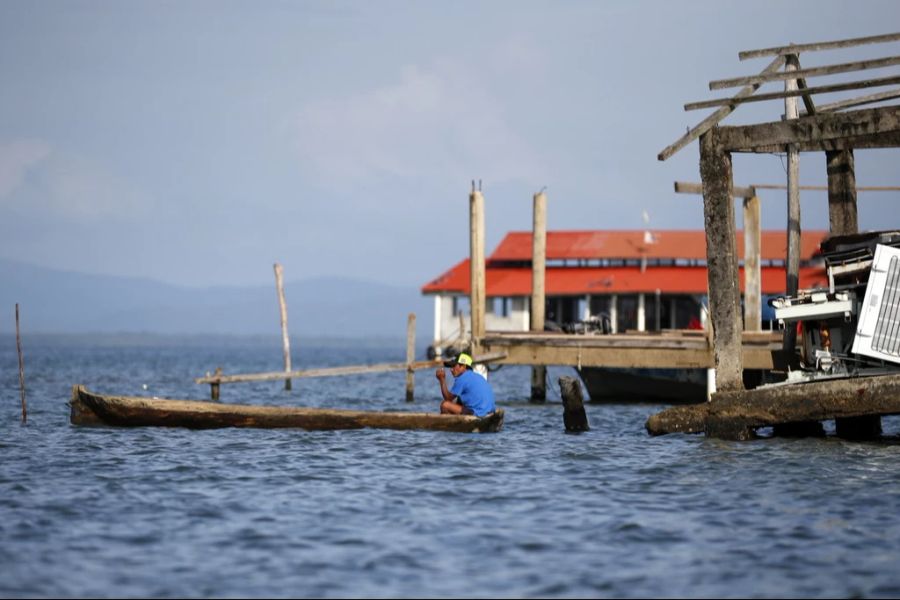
[852,244,900,365]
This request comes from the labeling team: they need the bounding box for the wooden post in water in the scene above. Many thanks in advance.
[211,366,222,400]
[469,181,486,355]
[784,54,801,355]
[531,189,547,401]
[406,313,416,402]
[558,376,589,432]
[743,192,762,332]
[16,304,26,423]
[274,263,292,391]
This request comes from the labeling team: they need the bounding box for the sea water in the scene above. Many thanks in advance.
[2,334,900,598]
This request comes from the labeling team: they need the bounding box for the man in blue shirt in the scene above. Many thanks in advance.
[435,352,496,417]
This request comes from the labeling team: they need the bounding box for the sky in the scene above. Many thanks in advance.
[1,0,898,290]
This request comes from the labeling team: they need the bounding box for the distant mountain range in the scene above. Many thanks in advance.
[0,258,433,338]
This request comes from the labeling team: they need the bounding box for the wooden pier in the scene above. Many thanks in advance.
[648,32,900,440]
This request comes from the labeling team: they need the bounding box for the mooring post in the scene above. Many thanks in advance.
[558,376,589,432]
[16,303,26,424]
[210,366,222,400]
[406,313,416,402]
[530,189,547,401]
[273,263,292,391]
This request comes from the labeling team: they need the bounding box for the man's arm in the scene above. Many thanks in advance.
[435,368,457,402]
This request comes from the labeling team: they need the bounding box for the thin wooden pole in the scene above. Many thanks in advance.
[274,263,292,391]
[406,313,416,402]
[784,54,801,354]
[16,303,26,423]
[531,189,547,402]
[469,182,486,353]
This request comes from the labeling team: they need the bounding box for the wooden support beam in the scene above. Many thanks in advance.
[658,55,786,161]
[685,74,900,111]
[738,32,900,61]
[784,55,801,355]
[802,88,900,114]
[674,181,755,198]
[196,352,509,386]
[743,195,761,332]
[826,149,859,236]
[699,129,744,392]
[715,105,900,153]
[711,54,900,90]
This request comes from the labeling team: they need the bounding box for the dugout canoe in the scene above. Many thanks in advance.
[69,385,504,433]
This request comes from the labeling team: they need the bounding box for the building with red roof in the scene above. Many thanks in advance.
[422,229,828,354]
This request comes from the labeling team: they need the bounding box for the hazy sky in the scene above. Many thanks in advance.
[1,1,898,289]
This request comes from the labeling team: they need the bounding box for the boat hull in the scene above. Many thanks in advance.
[577,367,707,404]
[70,385,504,433]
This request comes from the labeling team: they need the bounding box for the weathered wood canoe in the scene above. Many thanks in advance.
[70,385,504,433]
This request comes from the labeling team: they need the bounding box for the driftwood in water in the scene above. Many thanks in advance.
[646,374,900,440]
[559,376,589,432]
[70,385,504,433]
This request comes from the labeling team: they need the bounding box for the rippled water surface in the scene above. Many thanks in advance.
[3,334,900,598]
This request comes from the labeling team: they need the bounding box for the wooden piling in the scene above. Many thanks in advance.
[699,129,743,392]
[469,182,486,354]
[16,303,26,424]
[559,376,589,432]
[784,54,802,354]
[406,313,416,402]
[531,189,547,401]
[743,194,762,331]
[210,367,222,400]
[826,149,859,234]
[274,263,292,391]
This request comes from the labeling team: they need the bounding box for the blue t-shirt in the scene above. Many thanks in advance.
[450,369,496,417]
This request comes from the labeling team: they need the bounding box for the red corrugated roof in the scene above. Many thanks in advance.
[422,259,825,296]
[423,229,830,296]
[489,230,826,261]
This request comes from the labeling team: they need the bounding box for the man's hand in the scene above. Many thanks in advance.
[435,368,446,382]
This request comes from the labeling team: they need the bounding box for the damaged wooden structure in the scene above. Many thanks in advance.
[651,32,900,440]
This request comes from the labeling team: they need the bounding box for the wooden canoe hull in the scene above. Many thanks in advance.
[70,385,504,433]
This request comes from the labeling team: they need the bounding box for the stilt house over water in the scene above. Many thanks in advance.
[422,229,827,358]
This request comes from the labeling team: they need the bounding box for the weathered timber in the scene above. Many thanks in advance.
[784,54,801,356]
[558,376,589,432]
[675,181,755,198]
[646,374,900,440]
[481,331,783,370]
[714,105,900,153]
[195,352,508,386]
[70,385,504,433]
[273,263,292,391]
[826,149,859,235]
[685,75,900,111]
[743,195,761,331]
[406,313,416,402]
[16,303,26,424]
[531,190,547,402]
[469,184,486,351]
[804,88,900,114]
[746,131,900,154]
[738,32,900,61]
[658,55,785,161]
[700,129,744,391]
[711,54,900,90]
